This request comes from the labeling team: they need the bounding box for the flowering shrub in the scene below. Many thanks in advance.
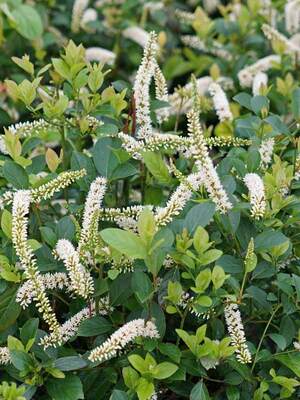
[0,1,300,400]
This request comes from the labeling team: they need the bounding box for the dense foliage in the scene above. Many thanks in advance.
[0,1,300,399]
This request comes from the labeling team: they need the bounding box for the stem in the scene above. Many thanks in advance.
[238,271,248,303]
[251,304,281,373]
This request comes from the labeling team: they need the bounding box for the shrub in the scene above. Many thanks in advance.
[0,1,300,400]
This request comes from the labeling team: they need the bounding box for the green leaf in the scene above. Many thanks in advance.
[158,343,181,363]
[10,350,33,371]
[190,381,211,400]
[269,334,286,351]
[77,316,112,337]
[194,269,212,293]
[233,93,252,110]
[7,336,24,351]
[291,87,300,120]
[0,290,21,332]
[152,362,178,379]
[3,160,29,189]
[143,151,171,184]
[275,353,300,377]
[12,5,43,40]
[122,366,139,390]
[100,228,147,259]
[212,265,227,289]
[250,95,269,115]
[39,226,57,247]
[92,137,120,178]
[54,356,87,371]
[46,374,84,400]
[1,209,12,239]
[131,270,153,303]
[136,378,155,400]
[20,318,39,346]
[56,216,76,241]
[137,208,156,245]
[128,354,148,374]
[198,249,223,266]
[184,202,216,234]
[255,231,289,253]
[110,390,129,400]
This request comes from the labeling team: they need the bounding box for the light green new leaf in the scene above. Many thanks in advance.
[100,228,147,259]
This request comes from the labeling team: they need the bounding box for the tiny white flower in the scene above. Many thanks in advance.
[224,302,252,364]
[244,173,266,219]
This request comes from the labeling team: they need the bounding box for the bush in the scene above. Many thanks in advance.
[0,1,300,399]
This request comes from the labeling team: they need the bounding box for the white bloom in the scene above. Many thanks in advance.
[181,35,232,61]
[224,303,252,364]
[78,177,107,252]
[85,47,116,65]
[154,63,169,123]
[175,9,195,24]
[56,239,94,299]
[238,55,280,87]
[209,82,233,122]
[71,0,89,33]
[155,170,204,226]
[0,347,11,365]
[17,272,71,308]
[252,72,268,96]
[203,0,219,14]
[285,0,300,34]
[89,319,159,362]
[259,138,274,169]
[40,298,112,348]
[187,110,232,213]
[12,191,61,338]
[31,169,86,202]
[262,23,300,57]
[122,26,150,48]
[81,8,97,32]
[244,173,266,219]
[166,76,233,116]
[295,154,300,180]
[133,31,158,139]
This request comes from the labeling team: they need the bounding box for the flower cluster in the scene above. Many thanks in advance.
[0,119,50,154]
[0,347,11,365]
[155,170,204,226]
[71,0,89,33]
[31,169,87,202]
[17,272,71,308]
[12,190,61,339]
[165,76,233,116]
[40,297,112,348]
[238,55,280,87]
[78,176,107,253]
[187,110,232,213]
[244,173,266,219]
[85,47,116,65]
[295,154,300,180]
[262,24,300,58]
[224,302,252,364]
[89,319,159,362]
[208,82,233,122]
[122,26,150,48]
[285,0,300,34]
[181,35,232,61]
[133,31,158,139]
[259,138,275,169]
[56,239,94,299]
[154,64,169,123]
